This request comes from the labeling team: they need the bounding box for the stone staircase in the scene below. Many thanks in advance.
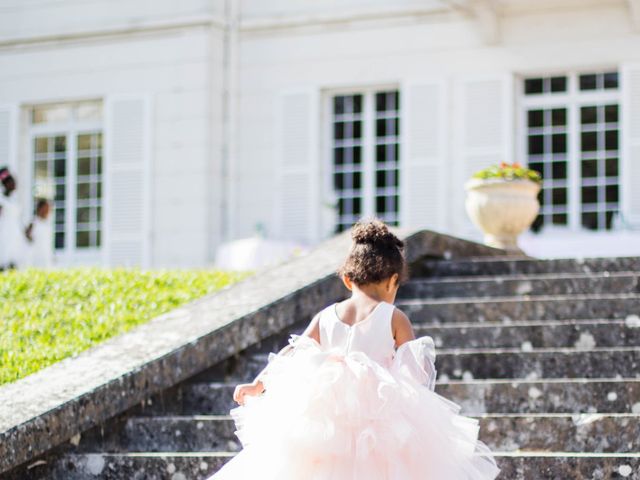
[10,256,640,479]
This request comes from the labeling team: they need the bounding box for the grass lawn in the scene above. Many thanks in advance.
[0,268,251,386]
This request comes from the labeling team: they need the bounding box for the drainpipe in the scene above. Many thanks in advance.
[219,0,239,246]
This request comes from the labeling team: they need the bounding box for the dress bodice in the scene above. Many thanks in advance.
[318,300,396,367]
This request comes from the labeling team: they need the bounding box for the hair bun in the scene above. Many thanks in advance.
[351,219,403,249]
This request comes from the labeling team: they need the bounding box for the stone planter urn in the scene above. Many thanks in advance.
[465,178,541,253]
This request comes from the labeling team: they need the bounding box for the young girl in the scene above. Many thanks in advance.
[210,219,500,479]
[25,198,54,268]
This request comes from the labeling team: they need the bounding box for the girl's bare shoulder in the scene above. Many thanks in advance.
[390,304,415,345]
[390,304,411,325]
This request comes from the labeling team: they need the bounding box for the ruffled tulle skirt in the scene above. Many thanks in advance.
[209,335,500,480]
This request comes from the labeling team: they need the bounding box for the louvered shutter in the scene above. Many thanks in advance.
[454,75,514,234]
[622,64,640,226]
[276,90,319,244]
[104,95,151,266]
[0,105,18,172]
[400,80,447,231]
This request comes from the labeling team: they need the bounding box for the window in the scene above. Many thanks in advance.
[30,101,103,255]
[331,89,400,232]
[523,71,620,231]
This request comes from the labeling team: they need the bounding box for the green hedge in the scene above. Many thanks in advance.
[0,268,251,386]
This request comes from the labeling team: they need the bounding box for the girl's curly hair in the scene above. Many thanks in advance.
[337,218,408,286]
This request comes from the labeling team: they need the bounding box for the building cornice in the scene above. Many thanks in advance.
[0,14,224,51]
[238,5,451,34]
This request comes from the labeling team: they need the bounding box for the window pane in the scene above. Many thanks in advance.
[55,208,65,224]
[528,110,544,128]
[552,188,567,205]
[550,77,567,92]
[77,157,91,176]
[77,183,91,199]
[551,109,566,126]
[606,185,619,203]
[35,137,49,154]
[55,232,65,249]
[525,78,543,95]
[75,101,102,121]
[54,136,66,152]
[605,130,618,150]
[34,160,48,179]
[605,157,619,177]
[528,135,544,155]
[77,134,92,151]
[76,231,90,248]
[581,132,598,151]
[581,106,598,125]
[604,72,619,89]
[352,96,362,114]
[552,213,567,225]
[352,146,362,164]
[581,160,598,178]
[582,212,598,230]
[32,104,71,124]
[76,207,91,223]
[552,162,567,179]
[579,74,597,91]
[552,134,566,153]
[605,105,618,123]
[582,186,598,204]
[55,184,66,200]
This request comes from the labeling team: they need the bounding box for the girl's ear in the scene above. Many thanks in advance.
[387,273,399,291]
[342,274,354,291]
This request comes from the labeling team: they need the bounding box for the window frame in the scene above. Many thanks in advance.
[518,70,621,232]
[27,102,103,265]
[324,84,401,233]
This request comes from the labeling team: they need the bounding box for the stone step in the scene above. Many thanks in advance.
[70,414,640,454]
[496,454,640,480]
[199,347,640,382]
[397,294,640,323]
[437,378,640,416]
[139,378,640,417]
[16,452,640,480]
[397,271,640,299]
[412,256,640,278]
[422,319,640,350]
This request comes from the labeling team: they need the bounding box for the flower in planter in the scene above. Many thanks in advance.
[472,162,542,183]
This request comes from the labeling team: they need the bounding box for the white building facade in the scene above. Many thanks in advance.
[1,0,640,267]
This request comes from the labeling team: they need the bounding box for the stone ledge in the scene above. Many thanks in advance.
[0,229,507,473]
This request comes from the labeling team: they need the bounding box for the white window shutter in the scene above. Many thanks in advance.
[400,80,447,231]
[104,95,152,267]
[0,104,18,172]
[454,74,514,233]
[276,89,319,244]
[622,63,640,226]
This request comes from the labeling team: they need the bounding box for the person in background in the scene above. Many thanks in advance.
[25,198,54,268]
[0,166,26,270]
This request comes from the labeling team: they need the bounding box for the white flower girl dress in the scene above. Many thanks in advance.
[209,300,500,479]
